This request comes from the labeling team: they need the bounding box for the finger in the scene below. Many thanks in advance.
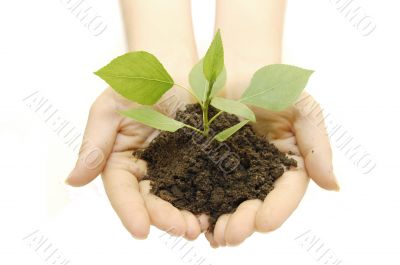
[224,199,262,246]
[213,214,231,247]
[67,94,120,186]
[139,180,186,236]
[294,96,339,191]
[181,210,201,240]
[256,156,309,232]
[205,231,219,248]
[112,131,153,152]
[101,153,150,239]
[197,214,210,232]
[270,136,300,155]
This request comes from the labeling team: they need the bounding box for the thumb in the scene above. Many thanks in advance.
[293,94,339,191]
[66,96,119,187]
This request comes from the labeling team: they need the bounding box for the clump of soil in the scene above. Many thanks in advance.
[136,104,296,231]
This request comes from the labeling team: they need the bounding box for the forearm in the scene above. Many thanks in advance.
[215,0,286,97]
[120,0,197,81]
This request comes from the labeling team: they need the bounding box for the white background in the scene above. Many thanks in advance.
[1,0,399,264]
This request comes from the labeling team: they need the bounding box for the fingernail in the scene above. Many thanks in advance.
[332,174,340,192]
[333,182,340,192]
[64,171,74,186]
[210,238,219,248]
[64,177,71,185]
[131,233,147,240]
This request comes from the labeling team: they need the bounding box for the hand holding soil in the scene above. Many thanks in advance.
[66,0,339,248]
[66,86,200,239]
[200,92,339,247]
[66,86,337,247]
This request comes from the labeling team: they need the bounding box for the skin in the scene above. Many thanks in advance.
[67,0,200,240]
[205,0,339,247]
[66,0,339,246]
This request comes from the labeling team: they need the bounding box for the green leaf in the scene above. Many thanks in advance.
[203,30,224,84]
[214,120,250,142]
[211,97,256,122]
[95,51,174,105]
[119,107,185,132]
[240,64,314,111]
[189,59,226,102]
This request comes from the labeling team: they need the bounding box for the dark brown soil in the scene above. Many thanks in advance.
[136,104,296,232]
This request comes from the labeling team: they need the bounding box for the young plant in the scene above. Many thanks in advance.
[95,30,313,142]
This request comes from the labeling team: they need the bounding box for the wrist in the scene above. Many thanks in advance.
[215,0,286,99]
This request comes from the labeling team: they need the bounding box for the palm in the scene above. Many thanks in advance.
[101,109,155,239]
[68,87,202,239]
[68,87,337,244]
[204,93,338,247]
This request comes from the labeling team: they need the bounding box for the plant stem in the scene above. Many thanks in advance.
[174,83,202,106]
[208,110,223,126]
[202,81,215,136]
[184,124,204,135]
[202,102,210,136]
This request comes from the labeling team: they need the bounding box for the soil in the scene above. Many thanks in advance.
[136,104,297,232]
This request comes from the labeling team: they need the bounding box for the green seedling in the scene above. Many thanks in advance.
[95,30,313,142]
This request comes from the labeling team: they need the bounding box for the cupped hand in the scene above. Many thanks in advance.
[204,92,339,247]
[66,82,337,246]
[66,87,202,240]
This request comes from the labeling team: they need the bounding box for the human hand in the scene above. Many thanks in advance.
[204,90,339,247]
[66,86,202,240]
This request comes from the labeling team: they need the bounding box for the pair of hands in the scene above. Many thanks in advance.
[66,82,338,247]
